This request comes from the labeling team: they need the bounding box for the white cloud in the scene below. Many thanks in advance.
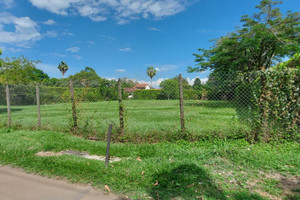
[119,47,131,52]
[44,30,58,37]
[100,34,115,40]
[73,55,82,60]
[0,12,42,47]
[148,27,161,32]
[115,69,126,72]
[186,77,208,85]
[62,29,74,36]
[37,63,60,76]
[155,65,178,72]
[0,46,22,53]
[29,0,187,24]
[0,0,15,9]
[43,19,56,25]
[66,46,80,52]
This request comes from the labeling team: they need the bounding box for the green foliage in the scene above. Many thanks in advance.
[133,89,161,100]
[58,61,68,78]
[193,77,202,90]
[147,66,157,88]
[189,0,300,74]
[236,54,300,141]
[159,77,191,99]
[0,56,40,84]
[0,129,299,199]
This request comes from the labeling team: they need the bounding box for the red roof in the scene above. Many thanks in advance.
[134,84,149,89]
[124,88,137,93]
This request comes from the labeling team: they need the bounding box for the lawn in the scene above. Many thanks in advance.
[0,128,299,199]
[0,100,248,141]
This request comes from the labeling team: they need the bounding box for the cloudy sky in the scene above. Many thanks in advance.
[0,0,298,87]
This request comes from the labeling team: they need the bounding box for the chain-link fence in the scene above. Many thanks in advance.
[0,70,299,142]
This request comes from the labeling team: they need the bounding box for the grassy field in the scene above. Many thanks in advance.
[0,128,299,200]
[0,100,248,141]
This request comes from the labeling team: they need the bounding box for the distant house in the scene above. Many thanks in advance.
[124,83,150,98]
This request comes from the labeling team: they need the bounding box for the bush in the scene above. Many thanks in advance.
[133,89,161,100]
[235,54,300,141]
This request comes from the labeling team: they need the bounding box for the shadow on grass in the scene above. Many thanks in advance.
[0,108,23,114]
[232,191,267,200]
[148,164,226,200]
[185,101,235,109]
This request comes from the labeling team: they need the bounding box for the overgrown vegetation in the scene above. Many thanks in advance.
[0,128,299,200]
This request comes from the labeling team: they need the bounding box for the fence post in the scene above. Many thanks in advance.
[118,79,124,135]
[179,74,185,134]
[5,84,11,127]
[105,124,113,167]
[69,79,78,129]
[36,83,41,128]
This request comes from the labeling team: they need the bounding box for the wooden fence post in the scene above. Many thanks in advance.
[118,79,124,135]
[69,79,78,129]
[179,74,185,134]
[36,83,41,128]
[5,84,11,127]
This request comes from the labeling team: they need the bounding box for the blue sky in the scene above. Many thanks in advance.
[0,0,298,87]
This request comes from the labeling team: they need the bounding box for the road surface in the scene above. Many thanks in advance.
[0,165,123,200]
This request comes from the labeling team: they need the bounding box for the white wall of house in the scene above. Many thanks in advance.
[145,85,150,89]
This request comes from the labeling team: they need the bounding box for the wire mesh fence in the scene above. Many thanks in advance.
[0,70,299,142]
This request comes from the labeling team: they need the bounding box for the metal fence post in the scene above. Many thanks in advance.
[179,74,185,134]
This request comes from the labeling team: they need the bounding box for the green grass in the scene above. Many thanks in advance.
[0,128,299,199]
[0,100,248,141]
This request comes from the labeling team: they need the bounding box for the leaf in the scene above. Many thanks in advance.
[141,171,145,175]
[136,156,142,161]
[153,180,159,186]
[104,185,111,193]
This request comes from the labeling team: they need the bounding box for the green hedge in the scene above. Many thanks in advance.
[133,89,161,100]
[132,89,202,100]
[235,54,300,141]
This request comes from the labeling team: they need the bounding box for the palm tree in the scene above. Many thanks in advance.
[58,61,69,78]
[147,66,156,88]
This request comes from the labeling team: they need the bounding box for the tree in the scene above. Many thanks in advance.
[193,78,201,90]
[0,56,40,84]
[147,66,156,88]
[58,61,69,78]
[70,66,101,87]
[159,76,191,99]
[188,0,300,141]
[188,0,300,74]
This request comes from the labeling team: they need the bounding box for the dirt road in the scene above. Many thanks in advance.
[0,165,122,200]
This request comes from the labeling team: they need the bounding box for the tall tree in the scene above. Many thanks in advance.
[147,66,156,88]
[188,0,300,140]
[58,61,69,78]
[193,78,202,90]
[188,0,300,74]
